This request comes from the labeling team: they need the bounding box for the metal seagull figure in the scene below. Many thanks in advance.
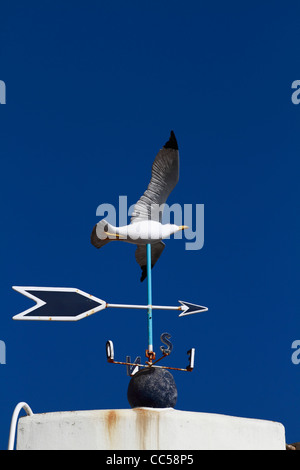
[91,131,188,281]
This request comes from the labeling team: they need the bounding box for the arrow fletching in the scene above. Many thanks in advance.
[12,287,107,321]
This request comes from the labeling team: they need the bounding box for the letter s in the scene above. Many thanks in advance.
[160,333,173,355]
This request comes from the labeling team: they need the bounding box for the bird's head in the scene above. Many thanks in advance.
[161,224,189,239]
[177,224,189,232]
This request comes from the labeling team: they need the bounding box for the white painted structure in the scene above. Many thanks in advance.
[16,408,286,450]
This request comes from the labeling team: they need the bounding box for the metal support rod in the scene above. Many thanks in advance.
[147,244,153,354]
[106,303,181,311]
[109,359,190,372]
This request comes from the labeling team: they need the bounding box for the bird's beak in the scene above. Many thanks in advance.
[178,225,189,230]
[105,232,126,239]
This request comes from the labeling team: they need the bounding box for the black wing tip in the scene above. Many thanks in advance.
[140,266,147,282]
[164,130,178,150]
[140,264,154,282]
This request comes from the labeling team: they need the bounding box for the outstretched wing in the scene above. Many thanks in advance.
[130,131,179,224]
[135,241,165,282]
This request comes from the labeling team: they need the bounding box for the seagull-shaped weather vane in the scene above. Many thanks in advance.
[91,131,186,282]
[12,131,208,377]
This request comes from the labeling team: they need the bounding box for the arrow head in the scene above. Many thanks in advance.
[12,287,107,321]
[178,301,208,317]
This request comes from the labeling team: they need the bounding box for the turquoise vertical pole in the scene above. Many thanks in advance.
[146,243,153,355]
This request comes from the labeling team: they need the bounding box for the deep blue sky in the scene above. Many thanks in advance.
[1,1,300,449]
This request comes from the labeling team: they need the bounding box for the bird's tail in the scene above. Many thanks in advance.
[91,219,117,249]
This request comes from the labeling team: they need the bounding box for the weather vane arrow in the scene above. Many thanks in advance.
[12,286,208,321]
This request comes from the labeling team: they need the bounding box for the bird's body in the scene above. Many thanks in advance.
[91,131,187,281]
[95,220,181,244]
[118,220,175,243]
